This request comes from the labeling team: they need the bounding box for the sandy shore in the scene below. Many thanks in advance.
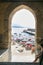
[11,42,35,62]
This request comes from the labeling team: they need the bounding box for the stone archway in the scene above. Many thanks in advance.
[9,4,37,61]
[9,4,36,43]
[2,2,43,50]
[4,4,37,60]
[0,2,43,62]
[4,3,37,48]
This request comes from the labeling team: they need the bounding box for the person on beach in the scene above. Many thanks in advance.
[33,38,43,65]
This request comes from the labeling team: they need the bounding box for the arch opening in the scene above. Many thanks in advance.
[9,5,37,62]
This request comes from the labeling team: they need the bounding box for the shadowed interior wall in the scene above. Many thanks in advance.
[0,2,43,49]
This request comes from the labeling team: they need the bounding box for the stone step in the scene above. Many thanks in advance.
[0,63,40,65]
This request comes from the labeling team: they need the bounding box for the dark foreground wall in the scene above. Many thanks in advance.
[0,62,40,65]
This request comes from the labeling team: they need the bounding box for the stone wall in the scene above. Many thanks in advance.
[0,3,11,49]
[0,2,43,49]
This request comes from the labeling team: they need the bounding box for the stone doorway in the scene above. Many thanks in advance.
[9,5,37,62]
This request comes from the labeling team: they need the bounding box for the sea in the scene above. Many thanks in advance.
[11,28,27,35]
[11,28,35,41]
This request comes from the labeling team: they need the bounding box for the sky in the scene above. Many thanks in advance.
[11,9,35,29]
